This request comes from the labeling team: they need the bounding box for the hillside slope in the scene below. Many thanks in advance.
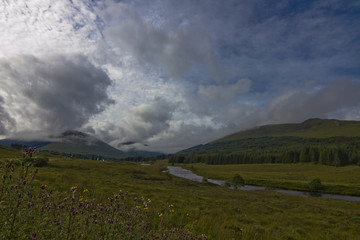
[173,119,360,166]
[217,118,360,142]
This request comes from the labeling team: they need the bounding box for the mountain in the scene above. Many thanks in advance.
[172,119,360,166]
[217,118,360,142]
[0,130,162,160]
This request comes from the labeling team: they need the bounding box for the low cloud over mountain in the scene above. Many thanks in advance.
[0,54,113,138]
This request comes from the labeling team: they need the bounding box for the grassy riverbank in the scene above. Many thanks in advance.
[1,148,360,239]
[180,163,360,196]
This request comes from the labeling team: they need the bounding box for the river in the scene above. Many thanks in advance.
[167,166,360,202]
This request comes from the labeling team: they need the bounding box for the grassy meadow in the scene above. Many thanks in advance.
[180,163,360,196]
[1,147,360,239]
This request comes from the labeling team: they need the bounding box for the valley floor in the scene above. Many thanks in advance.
[1,151,360,239]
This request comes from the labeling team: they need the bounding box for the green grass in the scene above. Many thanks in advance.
[2,148,360,239]
[180,163,360,196]
[0,145,22,159]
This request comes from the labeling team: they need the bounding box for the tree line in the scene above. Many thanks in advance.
[169,136,360,166]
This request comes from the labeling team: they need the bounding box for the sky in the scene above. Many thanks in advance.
[0,0,360,153]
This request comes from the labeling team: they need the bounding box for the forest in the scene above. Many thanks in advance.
[169,136,360,166]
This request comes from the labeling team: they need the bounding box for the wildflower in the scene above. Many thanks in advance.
[40,184,46,189]
[93,219,97,224]
[83,189,88,193]
[107,218,114,224]
[126,221,131,230]
[9,174,12,179]
[27,202,32,207]
[158,213,163,217]
[23,180,27,185]
[56,220,61,225]
[70,186,77,192]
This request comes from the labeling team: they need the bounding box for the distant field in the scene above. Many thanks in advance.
[2,147,360,239]
[180,163,360,196]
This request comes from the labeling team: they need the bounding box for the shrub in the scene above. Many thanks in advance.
[308,178,324,192]
[225,174,245,189]
[33,157,49,167]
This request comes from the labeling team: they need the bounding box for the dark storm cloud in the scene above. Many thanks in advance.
[0,96,15,134]
[0,54,113,137]
[257,78,360,124]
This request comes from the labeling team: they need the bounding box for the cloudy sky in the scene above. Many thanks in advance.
[1,0,360,153]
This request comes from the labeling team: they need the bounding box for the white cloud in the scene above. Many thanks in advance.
[100,1,221,81]
[0,0,100,58]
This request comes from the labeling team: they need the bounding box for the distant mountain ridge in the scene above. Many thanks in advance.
[216,118,360,142]
[0,130,162,160]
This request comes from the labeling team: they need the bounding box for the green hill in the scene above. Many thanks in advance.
[0,145,21,159]
[172,119,360,166]
[218,118,360,142]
